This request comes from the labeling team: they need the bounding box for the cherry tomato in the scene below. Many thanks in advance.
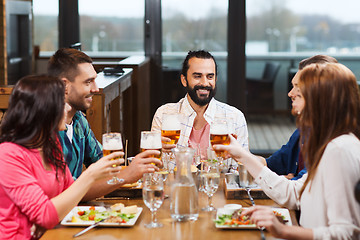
[77,211,85,216]
[88,215,95,220]
[89,206,95,211]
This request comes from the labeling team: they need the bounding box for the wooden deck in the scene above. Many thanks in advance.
[247,115,296,157]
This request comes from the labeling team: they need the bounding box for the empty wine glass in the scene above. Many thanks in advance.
[102,132,124,185]
[201,163,220,211]
[142,172,164,228]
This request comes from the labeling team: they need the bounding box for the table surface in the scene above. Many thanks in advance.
[41,175,297,240]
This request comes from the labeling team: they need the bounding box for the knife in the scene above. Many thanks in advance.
[73,218,106,238]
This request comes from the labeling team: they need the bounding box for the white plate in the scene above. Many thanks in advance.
[61,206,143,227]
[215,207,292,229]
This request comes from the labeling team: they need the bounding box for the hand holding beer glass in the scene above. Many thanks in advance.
[140,131,167,180]
[161,113,181,173]
[103,132,124,185]
[210,118,230,165]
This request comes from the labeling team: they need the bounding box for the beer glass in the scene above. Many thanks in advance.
[140,131,167,180]
[161,113,181,173]
[140,131,162,159]
[103,132,123,185]
[161,113,181,145]
[210,118,230,164]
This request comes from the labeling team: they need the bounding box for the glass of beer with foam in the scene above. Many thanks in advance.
[103,132,123,185]
[161,113,181,145]
[141,131,168,180]
[210,118,230,161]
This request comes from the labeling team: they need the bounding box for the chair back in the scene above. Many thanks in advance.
[261,62,281,83]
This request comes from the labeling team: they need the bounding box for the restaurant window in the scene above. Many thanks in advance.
[33,0,58,53]
[246,0,360,54]
[246,0,360,111]
[79,0,144,56]
[162,0,228,102]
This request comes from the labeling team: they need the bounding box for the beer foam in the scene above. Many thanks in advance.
[162,116,181,131]
[103,138,123,150]
[140,134,162,149]
[210,124,228,135]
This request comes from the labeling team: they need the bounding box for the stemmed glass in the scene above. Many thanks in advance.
[210,118,230,168]
[161,113,181,173]
[142,172,165,228]
[201,162,220,211]
[102,132,123,185]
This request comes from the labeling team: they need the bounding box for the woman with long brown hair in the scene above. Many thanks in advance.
[0,75,123,239]
[215,63,360,239]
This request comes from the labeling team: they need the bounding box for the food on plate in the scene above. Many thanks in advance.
[273,210,288,224]
[121,205,138,214]
[69,204,138,224]
[110,203,125,212]
[120,182,139,188]
[215,208,287,226]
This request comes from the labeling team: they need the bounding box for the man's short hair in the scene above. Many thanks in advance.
[181,50,218,78]
[47,48,93,81]
[298,55,338,70]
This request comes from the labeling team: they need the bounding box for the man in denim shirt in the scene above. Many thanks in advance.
[48,48,161,198]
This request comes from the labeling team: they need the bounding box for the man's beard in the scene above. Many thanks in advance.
[186,81,216,106]
[68,94,92,112]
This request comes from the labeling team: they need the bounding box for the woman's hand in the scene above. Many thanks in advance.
[242,206,286,238]
[84,151,124,181]
[213,135,252,163]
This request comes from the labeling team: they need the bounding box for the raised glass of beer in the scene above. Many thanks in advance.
[103,132,123,185]
[210,118,230,160]
[161,113,181,145]
[140,131,167,180]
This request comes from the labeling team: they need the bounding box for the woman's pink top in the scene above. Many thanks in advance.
[0,142,74,239]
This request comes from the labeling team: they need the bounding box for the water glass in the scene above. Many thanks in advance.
[142,173,164,228]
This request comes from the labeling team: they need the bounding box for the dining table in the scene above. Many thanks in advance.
[41,174,298,240]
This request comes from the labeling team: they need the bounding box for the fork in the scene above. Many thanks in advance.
[245,187,266,240]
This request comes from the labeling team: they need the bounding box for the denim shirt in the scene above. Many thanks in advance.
[58,111,103,179]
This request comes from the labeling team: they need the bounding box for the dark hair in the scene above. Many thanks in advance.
[181,50,218,78]
[47,48,93,82]
[0,75,67,178]
[298,63,360,196]
[298,55,338,70]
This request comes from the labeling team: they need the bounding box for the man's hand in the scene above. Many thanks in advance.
[161,136,176,153]
[118,150,162,184]
[284,173,295,180]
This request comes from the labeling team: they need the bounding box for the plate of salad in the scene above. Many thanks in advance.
[61,205,142,227]
[214,207,292,229]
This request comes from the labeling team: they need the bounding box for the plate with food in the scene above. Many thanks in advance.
[61,203,142,227]
[215,205,292,229]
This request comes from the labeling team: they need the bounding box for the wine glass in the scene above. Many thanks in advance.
[142,172,165,228]
[210,118,230,168]
[201,163,220,211]
[102,132,123,185]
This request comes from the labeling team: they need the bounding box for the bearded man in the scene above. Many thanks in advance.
[151,50,249,160]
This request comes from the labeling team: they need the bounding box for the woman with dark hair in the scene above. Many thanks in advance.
[214,63,360,239]
[0,75,123,239]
